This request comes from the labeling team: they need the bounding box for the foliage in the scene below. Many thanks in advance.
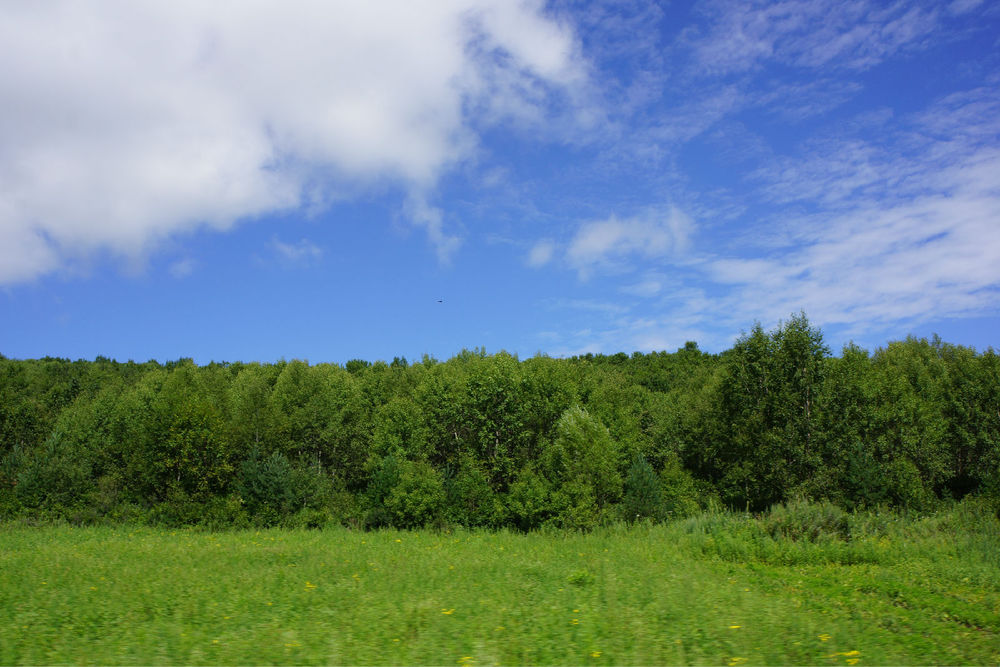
[383,459,446,529]
[713,313,829,510]
[237,449,329,527]
[1,313,998,529]
[763,497,849,542]
[621,454,663,522]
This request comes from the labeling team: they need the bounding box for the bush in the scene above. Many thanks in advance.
[15,433,93,515]
[764,498,849,542]
[445,456,496,528]
[547,479,600,531]
[384,459,446,529]
[284,506,335,529]
[364,455,401,528]
[237,449,330,526]
[506,466,552,532]
[660,454,701,520]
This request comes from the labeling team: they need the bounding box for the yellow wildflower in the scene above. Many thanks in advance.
[729,625,741,629]
[590,651,602,658]
[818,634,832,642]
[442,608,455,615]
[727,657,748,666]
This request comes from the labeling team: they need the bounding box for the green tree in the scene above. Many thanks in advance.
[462,352,528,491]
[714,313,829,510]
[541,405,622,528]
[229,364,280,454]
[868,337,950,508]
[621,454,663,522]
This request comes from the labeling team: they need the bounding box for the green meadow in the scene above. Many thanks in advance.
[3,501,998,666]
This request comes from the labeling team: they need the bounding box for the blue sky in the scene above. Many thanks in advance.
[2,0,999,364]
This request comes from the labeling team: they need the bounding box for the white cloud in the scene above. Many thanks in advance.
[948,0,985,14]
[552,299,629,315]
[272,237,323,265]
[0,0,586,284]
[168,258,196,279]
[404,195,462,264]
[527,240,555,267]
[685,0,944,75]
[566,207,692,277]
[545,85,1000,353]
[699,87,1000,332]
[753,79,863,121]
[620,278,662,298]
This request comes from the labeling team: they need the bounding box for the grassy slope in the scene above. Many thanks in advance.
[2,508,998,665]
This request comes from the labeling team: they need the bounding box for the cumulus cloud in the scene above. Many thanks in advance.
[0,0,586,284]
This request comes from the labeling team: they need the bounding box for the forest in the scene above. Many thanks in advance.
[2,313,998,530]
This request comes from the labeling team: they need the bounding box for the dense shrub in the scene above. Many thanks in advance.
[237,449,330,526]
[764,498,849,542]
[384,459,446,529]
[445,455,498,528]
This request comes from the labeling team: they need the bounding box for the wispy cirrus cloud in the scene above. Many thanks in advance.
[272,237,323,266]
[533,79,1000,355]
[698,86,1000,334]
[620,274,665,298]
[683,0,946,76]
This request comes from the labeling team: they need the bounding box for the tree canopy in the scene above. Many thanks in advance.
[2,315,997,529]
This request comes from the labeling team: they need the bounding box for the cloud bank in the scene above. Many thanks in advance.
[0,0,585,284]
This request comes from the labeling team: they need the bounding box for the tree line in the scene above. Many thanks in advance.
[1,313,998,529]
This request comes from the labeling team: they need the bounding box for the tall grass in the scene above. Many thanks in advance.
[2,499,997,665]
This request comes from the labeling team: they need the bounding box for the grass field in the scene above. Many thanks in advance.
[2,502,999,665]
